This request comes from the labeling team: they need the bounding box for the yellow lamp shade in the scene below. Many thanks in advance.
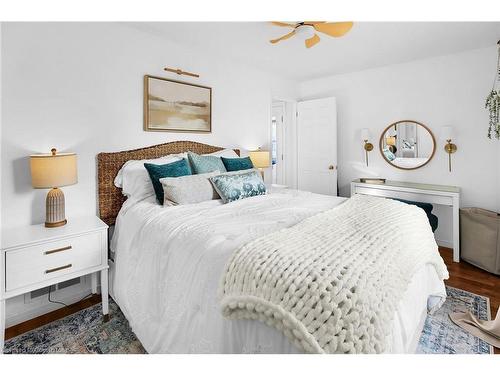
[386,136,396,146]
[30,149,78,188]
[249,150,270,169]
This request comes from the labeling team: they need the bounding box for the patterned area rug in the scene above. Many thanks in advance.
[4,286,493,354]
[4,300,145,354]
[416,286,493,354]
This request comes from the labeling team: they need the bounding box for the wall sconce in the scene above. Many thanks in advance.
[441,126,457,172]
[361,128,373,166]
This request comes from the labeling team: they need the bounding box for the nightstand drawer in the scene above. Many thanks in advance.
[5,231,103,291]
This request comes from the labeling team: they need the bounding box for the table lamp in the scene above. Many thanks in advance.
[386,136,396,146]
[30,148,78,228]
[249,149,270,179]
[385,135,397,154]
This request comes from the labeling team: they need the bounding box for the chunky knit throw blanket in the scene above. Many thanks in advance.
[219,195,449,353]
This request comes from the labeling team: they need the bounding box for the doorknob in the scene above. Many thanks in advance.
[328,165,335,170]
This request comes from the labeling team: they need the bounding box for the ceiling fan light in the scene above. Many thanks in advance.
[295,25,316,40]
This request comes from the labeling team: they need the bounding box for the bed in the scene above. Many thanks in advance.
[392,157,430,169]
[97,141,448,354]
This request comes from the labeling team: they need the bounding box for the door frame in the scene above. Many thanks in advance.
[271,101,286,185]
[270,98,297,188]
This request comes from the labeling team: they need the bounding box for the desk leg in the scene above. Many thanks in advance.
[101,269,109,321]
[452,197,460,262]
[1,299,5,352]
[90,272,98,294]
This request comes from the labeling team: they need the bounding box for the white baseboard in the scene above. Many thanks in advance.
[436,238,453,249]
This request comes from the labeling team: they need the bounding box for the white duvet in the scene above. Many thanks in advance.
[110,188,446,354]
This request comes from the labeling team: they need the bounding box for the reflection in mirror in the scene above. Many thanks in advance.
[380,120,436,170]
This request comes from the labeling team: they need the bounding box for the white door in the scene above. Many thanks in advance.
[272,103,285,185]
[297,97,337,196]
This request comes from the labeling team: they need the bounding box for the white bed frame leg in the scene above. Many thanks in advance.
[101,268,109,322]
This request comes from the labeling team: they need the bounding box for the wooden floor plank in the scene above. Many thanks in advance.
[5,294,101,340]
[5,247,499,353]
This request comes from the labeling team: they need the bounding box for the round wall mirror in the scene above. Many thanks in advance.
[379,120,436,170]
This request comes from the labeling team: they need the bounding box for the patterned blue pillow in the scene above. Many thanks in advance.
[383,147,396,161]
[221,156,254,172]
[144,158,192,204]
[188,151,227,174]
[209,170,266,203]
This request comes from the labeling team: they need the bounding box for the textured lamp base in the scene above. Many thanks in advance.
[258,168,265,180]
[45,188,67,228]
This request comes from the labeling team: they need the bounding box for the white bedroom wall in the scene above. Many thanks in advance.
[299,45,500,247]
[0,22,298,325]
[1,22,298,229]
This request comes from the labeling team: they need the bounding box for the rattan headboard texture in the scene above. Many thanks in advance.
[97,141,240,225]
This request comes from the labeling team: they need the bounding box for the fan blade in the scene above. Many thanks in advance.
[312,22,353,37]
[305,34,320,48]
[271,21,297,28]
[270,30,296,44]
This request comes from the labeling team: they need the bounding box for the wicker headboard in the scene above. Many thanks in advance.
[97,141,240,225]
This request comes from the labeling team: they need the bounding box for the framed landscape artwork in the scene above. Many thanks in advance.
[144,75,212,133]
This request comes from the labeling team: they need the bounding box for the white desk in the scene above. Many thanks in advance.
[351,179,460,262]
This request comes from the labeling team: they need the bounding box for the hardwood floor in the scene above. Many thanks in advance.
[5,294,102,341]
[440,248,500,314]
[5,247,500,353]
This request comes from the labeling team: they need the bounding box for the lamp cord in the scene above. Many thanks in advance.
[47,286,93,308]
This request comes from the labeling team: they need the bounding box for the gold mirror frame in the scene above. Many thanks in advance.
[379,120,436,170]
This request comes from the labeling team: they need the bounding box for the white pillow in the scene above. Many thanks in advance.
[206,149,239,158]
[160,171,220,206]
[113,149,234,200]
[114,154,185,200]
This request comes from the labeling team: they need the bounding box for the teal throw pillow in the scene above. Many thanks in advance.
[187,151,227,174]
[383,147,396,161]
[209,170,266,203]
[144,158,192,204]
[221,156,254,172]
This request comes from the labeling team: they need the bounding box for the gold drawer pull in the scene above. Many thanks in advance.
[45,264,72,274]
[45,245,72,255]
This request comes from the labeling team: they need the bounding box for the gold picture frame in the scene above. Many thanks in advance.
[143,75,212,133]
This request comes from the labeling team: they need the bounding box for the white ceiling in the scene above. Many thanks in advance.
[128,22,500,81]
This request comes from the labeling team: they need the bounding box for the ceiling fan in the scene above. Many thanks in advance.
[270,21,353,48]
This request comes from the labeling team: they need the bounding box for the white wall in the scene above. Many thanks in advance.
[299,46,500,246]
[0,22,298,324]
[0,22,3,299]
[1,23,298,229]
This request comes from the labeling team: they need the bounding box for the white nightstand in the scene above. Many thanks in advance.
[0,216,109,350]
